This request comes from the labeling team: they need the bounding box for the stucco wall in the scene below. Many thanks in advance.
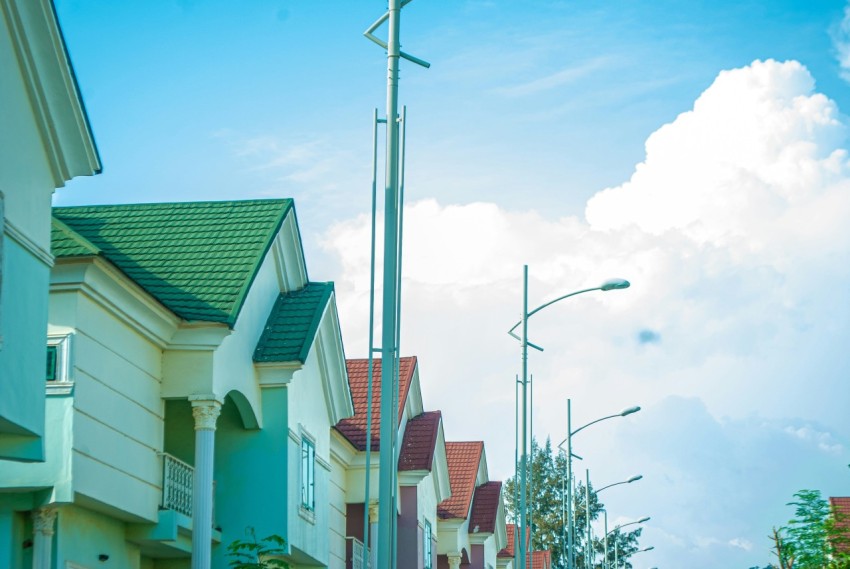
[329,451,348,569]
[68,292,165,522]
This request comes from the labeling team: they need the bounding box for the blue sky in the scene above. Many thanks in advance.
[55,1,850,568]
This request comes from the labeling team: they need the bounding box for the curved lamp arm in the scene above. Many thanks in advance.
[507,278,630,349]
[607,516,650,537]
[597,474,643,494]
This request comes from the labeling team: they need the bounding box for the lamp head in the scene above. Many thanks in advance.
[600,278,630,291]
[627,475,643,483]
[641,547,655,552]
[638,516,651,523]
[620,406,641,416]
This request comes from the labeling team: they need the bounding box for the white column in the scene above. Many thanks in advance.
[447,552,462,569]
[368,502,379,569]
[190,395,222,569]
[32,507,57,569]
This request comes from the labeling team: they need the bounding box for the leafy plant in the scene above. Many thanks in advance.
[226,527,289,569]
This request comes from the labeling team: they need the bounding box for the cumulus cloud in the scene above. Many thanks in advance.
[833,4,850,82]
[322,60,850,569]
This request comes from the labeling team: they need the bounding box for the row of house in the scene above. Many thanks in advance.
[0,2,553,568]
[0,195,525,569]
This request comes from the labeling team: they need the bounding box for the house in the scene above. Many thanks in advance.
[498,525,549,569]
[0,0,101,462]
[0,199,352,569]
[332,357,452,569]
[437,442,508,569]
[830,497,850,559]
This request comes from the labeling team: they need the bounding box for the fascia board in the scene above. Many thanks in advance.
[432,421,451,503]
[315,297,355,425]
[3,0,101,186]
[50,257,180,348]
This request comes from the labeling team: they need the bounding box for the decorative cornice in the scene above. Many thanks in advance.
[4,218,53,267]
[190,395,222,431]
[32,507,57,536]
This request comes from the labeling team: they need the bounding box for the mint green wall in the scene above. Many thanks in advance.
[211,389,289,569]
[0,240,48,461]
[56,505,140,569]
[0,395,74,501]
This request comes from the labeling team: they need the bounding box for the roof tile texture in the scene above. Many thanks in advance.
[469,481,502,534]
[335,357,417,451]
[53,199,291,325]
[254,282,334,363]
[831,497,850,553]
[438,441,483,520]
[398,411,442,471]
[498,526,550,568]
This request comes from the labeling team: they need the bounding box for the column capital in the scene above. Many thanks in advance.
[447,552,462,569]
[368,502,380,523]
[32,507,57,537]
[190,395,222,431]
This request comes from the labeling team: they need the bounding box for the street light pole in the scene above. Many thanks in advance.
[596,475,643,569]
[509,270,630,569]
[607,517,650,569]
[585,469,592,569]
[560,406,640,569]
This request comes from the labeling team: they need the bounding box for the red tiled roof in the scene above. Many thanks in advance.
[498,524,529,558]
[437,441,483,520]
[335,357,417,451]
[496,529,550,569]
[830,497,850,554]
[469,481,502,534]
[398,411,442,471]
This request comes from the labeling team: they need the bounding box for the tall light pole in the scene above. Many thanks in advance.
[508,270,630,569]
[362,4,429,569]
[559,404,640,568]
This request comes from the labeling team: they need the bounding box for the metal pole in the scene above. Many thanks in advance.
[519,265,529,569]
[584,469,593,569]
[514,375,519,563]
[561,450,566,567]
[567,398,574,569]
[362,108,380,569]
[377,1,402,568]
[604,510,608,569]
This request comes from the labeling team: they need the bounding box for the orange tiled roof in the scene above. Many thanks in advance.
[469,481,502,534]
[499,524,529,558]
[398,411,442,471]
[830,497,850,554]
[438,441,483,520]
[335,357,417,451]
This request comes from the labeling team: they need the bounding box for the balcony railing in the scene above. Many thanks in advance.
[346,537,372,569]
[161,452,194,517]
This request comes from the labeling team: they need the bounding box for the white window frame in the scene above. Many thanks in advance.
[423,519,433,569]
[46,333,74,395]
[300,433,316,513]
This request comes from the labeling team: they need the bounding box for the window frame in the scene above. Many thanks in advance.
[300,435,316,512]
[423,519,433,569]
[46,333,74,394]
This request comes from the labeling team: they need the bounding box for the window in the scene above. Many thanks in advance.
[46,345,58,380]
[301,437,315,511]
[423,520,432,569]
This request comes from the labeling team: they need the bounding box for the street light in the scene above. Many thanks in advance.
[508,266,630,569]
[597,476,643,569]
[557,404,640,569]
[607,518,651,569]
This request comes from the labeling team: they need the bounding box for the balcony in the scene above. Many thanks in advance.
[161,452,194,516]
[346,537,372,569]
[126,452,220,557]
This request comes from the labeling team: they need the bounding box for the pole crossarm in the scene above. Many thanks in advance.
[364,2,431,68]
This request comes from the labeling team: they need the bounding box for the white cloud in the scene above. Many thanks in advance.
[322,59,850,569]
[833,4,850,82]
[494,56,612,97]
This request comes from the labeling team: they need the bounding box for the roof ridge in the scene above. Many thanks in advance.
[53,198,290,211]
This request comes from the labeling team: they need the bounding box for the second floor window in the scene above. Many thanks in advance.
[423,520,432,569]
[301,437,315,511]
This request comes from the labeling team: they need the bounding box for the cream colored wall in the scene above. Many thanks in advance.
[418,473,439,531]
[328,448,349,569]
[286,344,334,563]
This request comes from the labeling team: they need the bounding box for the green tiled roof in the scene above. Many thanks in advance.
[254,282,334,364]
[52,199,293,326]
[51,218,101,257]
